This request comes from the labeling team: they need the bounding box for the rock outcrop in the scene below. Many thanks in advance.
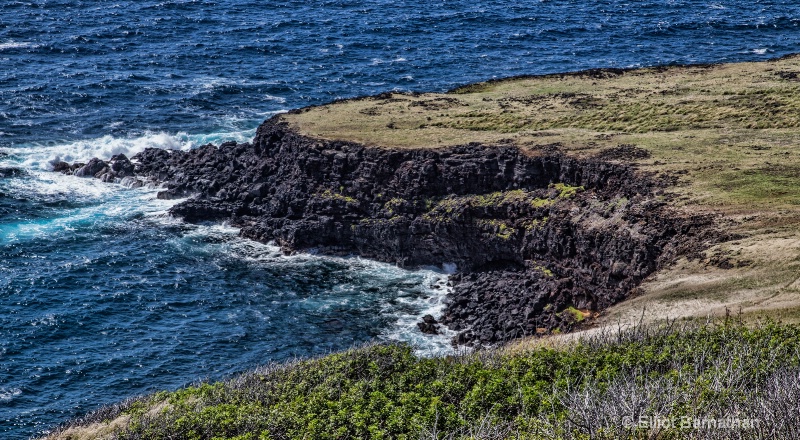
[56,116,714,346]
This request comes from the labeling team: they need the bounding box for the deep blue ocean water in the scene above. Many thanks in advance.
[1,0,800,437]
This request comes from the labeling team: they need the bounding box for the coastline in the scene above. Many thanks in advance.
[54,116,713,347]
[42,53,800,439]
[52,54,800,347]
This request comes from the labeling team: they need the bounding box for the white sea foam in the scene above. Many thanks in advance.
[184,128,258,148]
[3,124,457,356]
[191,76,290,101]
[30,314,58,327]
[263,94,287,103]
[0,41,33,51]
[169,224,457,356]
[0,387,22,402]
[0,170,180,243]
[378,269,459,357]
[369,57,407,65]
[0,115,281,245]
[1,168,120,202]
[8,132,192,171]
[4,124,269,172]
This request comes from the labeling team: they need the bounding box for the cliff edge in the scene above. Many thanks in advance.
[55,55,800,345]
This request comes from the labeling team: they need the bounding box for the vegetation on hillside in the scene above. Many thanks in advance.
[50,320,800,439]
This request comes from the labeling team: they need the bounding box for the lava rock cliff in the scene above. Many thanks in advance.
[55,116,714,346]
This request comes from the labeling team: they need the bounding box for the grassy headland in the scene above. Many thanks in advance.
[47,57,800,438]
[285,55,800,328]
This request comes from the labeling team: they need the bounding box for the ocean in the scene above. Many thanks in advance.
[1,0,799,437]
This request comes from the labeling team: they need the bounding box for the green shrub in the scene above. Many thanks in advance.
[63,320,800,439]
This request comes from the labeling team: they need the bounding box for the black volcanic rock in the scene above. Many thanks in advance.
[54,116,716,346]
[74,157,109,178]
[0,167,26,178]
[417,315,440,335]
[51,161,71,173]
[109,154,135,177]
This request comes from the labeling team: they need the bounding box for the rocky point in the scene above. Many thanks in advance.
[54,116,716,346]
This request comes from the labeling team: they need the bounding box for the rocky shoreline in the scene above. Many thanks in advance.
[54,116,716,346]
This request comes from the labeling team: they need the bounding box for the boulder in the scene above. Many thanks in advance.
[109,153,135,177]
[52,161,71,173]
[74,158,108,178]
[417,315,440,335]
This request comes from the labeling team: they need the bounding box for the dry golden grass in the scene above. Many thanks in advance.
[287,55,800,148]
[601,228,800,330]
[42,415,130,440]
[284,55,800,335]
[43,401,169,440]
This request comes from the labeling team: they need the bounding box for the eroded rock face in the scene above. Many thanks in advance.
[55,117,714,346]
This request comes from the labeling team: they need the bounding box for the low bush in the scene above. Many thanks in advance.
[56,319,800,439]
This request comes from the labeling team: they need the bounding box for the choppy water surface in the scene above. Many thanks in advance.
[2,0,800,437]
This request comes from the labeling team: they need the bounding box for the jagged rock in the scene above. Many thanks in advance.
[119,176,144,189]
[109,153,135,178]
[417,314,440,335]
[52,161,71,173]
[51,116,716,346]
[74,158,108,178]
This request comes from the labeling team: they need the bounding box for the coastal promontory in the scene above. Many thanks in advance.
[46,55,800,439]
